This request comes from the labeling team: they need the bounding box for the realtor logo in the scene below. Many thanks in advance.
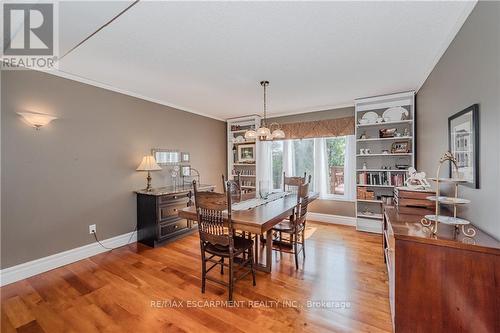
[2,2,58,70]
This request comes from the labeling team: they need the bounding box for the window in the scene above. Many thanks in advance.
[326,137,346,195]
[270,136,355,200]
[271,141,283,189]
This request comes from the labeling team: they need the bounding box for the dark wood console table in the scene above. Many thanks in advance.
[383,206,500,332]
[135,184,215,247]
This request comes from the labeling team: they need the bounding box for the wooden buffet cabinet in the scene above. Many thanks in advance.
[382,206,500,332]
[136,184,215,247]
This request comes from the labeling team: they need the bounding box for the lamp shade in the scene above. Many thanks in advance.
[18,112,57,129]
[244,129,257,140]
[136,155,162,171]
[256,126,271,138]
[271,128,285,139]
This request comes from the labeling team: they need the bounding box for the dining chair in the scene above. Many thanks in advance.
[222,172,241,196]
[283,172,311,193]
[193,180,256,301]
[272,182,310,269]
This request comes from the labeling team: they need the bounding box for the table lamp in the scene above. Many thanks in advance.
[136,155,162,191]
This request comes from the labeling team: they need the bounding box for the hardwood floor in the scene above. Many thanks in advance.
[1,222,392,333]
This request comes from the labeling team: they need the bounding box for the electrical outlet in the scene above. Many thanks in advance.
[89,224,96,234]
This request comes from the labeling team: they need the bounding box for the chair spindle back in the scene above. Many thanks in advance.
[193,180,233,247]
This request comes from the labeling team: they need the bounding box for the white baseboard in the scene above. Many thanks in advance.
[0,231,137,287]
[308,212,356,226]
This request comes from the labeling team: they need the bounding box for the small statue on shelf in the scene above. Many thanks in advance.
[405,167,431,190]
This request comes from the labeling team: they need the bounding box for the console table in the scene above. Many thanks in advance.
[383,206,500,332]
[135,184,215,247]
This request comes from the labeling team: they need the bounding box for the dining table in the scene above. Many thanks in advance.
[178,191,318,272]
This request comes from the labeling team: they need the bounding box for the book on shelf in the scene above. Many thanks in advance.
[357,170,408,186]
[357,171,391,186]
[391,173,407,187]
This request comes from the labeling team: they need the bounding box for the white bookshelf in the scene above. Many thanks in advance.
[355,91,415,234]
[226,115,261,193]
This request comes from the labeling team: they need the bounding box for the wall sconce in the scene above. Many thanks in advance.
[18,111,57,130]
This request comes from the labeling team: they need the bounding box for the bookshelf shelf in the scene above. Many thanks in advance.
[357,184,394,188]
[356,120,413,128]
[357,213,383,220]
[357,136,412,142]
[356,169,408,172]
[357,199,383,204]
[355,91,415,234]
[356,153,412,157]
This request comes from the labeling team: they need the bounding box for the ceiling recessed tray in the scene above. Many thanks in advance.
[424,215,470,225]
[426,196,471,205]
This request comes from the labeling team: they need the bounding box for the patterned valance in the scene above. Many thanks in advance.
[277,116,355,140]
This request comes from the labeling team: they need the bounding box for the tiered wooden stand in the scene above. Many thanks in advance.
[420,152,476,237]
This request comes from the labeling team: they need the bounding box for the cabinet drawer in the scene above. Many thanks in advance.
[159,219,189,239]
[158,192,189,204]
[158,201,188,222]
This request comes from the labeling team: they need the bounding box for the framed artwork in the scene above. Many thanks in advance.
[180,165,191,177]
[391,141,409,154]
[152,149,180,165]
[448,104,479,188]
[181,152,190,163]
[237,144,255,162]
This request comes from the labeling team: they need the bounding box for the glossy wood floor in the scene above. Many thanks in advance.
[1,223,392,333]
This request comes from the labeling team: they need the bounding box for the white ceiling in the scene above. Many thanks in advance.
[54,1,476,120]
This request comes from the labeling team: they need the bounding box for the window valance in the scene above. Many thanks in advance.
[277,116,355,140]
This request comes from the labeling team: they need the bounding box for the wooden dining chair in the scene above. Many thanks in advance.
[283,172,311,193]
[272,182,310,269]
[222,173,241,196]
[193,180,256,301]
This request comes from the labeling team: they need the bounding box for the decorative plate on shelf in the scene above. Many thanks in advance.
[382,107,409,122]
[361,111,379,124]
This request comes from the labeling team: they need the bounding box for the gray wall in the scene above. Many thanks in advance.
[417,2,500,239]
[269,107,356,217]
[1,70,227,268]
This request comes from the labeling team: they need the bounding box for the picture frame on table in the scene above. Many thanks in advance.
[180,165,191,177]
[448,104,479,189]
[391,141,409,154]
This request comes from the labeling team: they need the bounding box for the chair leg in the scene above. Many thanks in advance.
[228,256,234,301]
[249,248,256,286]
[220,257,224,275]
[293,232,299,270]
[201,245,206,293]
[302,229,306,258]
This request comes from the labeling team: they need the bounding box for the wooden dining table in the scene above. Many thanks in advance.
[178,191,318,272]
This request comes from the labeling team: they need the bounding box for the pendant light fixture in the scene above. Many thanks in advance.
[245,81,285,141]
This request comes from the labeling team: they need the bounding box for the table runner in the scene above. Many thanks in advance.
[231,192,289,211]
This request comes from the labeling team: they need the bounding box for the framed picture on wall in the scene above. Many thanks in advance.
[237,144,255,163]
[448,104,479,188]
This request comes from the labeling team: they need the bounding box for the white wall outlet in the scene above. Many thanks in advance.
[89,224,96,234]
